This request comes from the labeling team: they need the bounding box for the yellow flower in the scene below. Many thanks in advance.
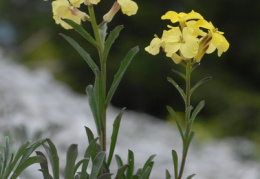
[162,27,199,60]
[117,0,138,16]
[52,0,89,29]
[161,10,203,28]
[197,19,229,56]
[145,37,162,55]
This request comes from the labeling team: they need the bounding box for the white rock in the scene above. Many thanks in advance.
[0,50,259,179]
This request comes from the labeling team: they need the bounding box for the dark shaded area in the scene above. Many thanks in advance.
[1,0,260,140]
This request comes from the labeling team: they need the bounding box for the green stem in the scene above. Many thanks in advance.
[178,60,192,179]
[88,4,107,153]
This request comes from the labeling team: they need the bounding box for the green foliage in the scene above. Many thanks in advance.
[0,136,46,179]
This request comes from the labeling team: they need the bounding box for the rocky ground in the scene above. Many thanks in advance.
[0,50,259,179]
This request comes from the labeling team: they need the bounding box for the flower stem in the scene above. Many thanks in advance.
[178,60,192,179]
[88,4,107,153]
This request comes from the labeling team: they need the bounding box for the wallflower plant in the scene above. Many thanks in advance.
[146,10,229,179]
[0,3,229,179]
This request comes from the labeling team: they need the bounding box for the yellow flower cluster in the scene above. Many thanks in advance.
[47,0,138,29]
[145,10,229,63]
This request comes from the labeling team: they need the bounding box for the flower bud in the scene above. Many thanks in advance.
[103,2,121,22]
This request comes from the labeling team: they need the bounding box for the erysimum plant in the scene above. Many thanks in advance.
[37,0,154,178]
[145,10,229,179]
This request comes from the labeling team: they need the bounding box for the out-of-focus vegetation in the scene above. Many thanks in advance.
[1,0,260,142]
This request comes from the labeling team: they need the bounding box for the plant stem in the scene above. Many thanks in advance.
[88,4,107,153]
[178,60,192,179]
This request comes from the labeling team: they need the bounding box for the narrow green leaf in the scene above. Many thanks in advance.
[114,164,128,179]
[99,23,108,45]
[5,141,30,178]
[107,108,126,167]
[65,144,78,179]
[97,173,113,179]
[60,33,99,75]
[139,166,152,179]
[36,151,53,179]
[63,19,97,47]
[84,126,95,145]
[167,77,186,104]
[165,169,171,179]
[93,71,106,132]
[171,150,178,179]
[89,152,106,179]
[80,137,99,179]
[86,86,101,136]
[115,155,124,168]
[166,106,184,140]
[172,69,186,80]
[185,131,195,154]
[20,139,47,164]
[106,46,139,107]
[132,175,139,179]
[10,156,45,179]
[126,150,134,179]
[187,174,196,179]
[189,101,205,129]
[142,155,156,173]
[73,158,89,178]
[44,139,60,179]
[102,25,124,63]
[190,77,212,96]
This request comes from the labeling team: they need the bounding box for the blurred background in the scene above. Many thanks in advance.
[0,0,260,156]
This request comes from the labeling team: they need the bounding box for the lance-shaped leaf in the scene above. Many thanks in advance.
[106,46,139,107]
[65,144,78,179]
[115,154,124,168]
[102,25,124,63]
[10,156,45,179]
[115,164,128,179]
[167,77,186,104]
[36,151,53,179]
[190,77,212,96]
[43,139,60,179]
[187,174,196,179]
[80,137,99,179]
[184,131,195,154]
[171,150,178,179]
[63,19,97,47]
[60,33,99,75]
[139,166,153,179]
[97,173,113,179]
[166,106,184,141]
[99,23,108,45]
[189,101,205,129]
[107,108,126,167]
[172,69,186,80]
[89,152,106,179]
[86,85,101,136]
[126,150,134,179]
[165,170,171,179]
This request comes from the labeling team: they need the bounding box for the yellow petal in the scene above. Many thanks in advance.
[196,19,214,29]
[181,27,199,58]
[183,10,204,22]
[162,28,181,43]
[145,37,162,55]
[171,53,183,64]
[117,0,138,16]
[70,0,85,7]
[161,11,179,23]
[164,42,181,57]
